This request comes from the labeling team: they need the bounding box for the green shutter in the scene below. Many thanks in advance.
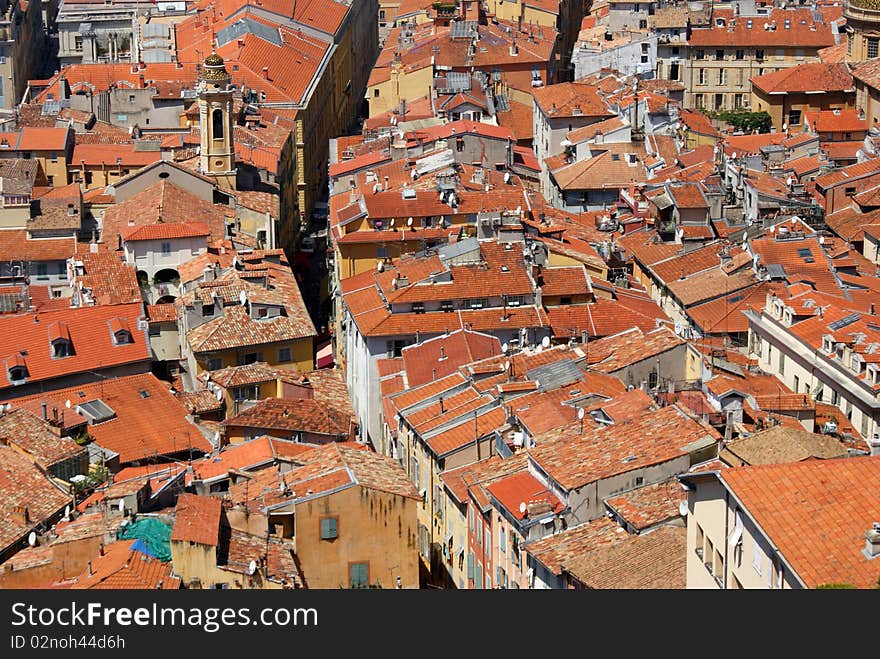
[467,552,474,580]
[350,562,368,588]
[474,563,483,590]
[321,518,338,540]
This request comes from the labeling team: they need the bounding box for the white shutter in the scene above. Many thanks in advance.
[753,537,763,576]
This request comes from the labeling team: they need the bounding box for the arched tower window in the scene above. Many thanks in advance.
[212,108,224,140]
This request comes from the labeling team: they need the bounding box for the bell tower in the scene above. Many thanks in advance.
[198,51,236,191]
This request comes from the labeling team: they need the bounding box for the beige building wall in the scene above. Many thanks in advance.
[293,485,419,589]
[686,476,802,589]
[684,47,824,112]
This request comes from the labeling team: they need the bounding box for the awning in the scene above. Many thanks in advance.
[316,343,334,369]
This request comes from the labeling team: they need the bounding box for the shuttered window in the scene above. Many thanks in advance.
[320,517,338,540]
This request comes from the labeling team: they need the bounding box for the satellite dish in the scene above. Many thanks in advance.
[247,560,258,575]
[501,342,509,354]
[678,501,688,517]
[391,277,398,289]
[577,408,585,420]
[519,502,527,514]
[541,336,551,349]
[239,290,248,306]
[28,531,36,546]
[504,172,511,183]
[215,388,223,402]
[213,431,220,445]
[407,217,414,227]
[377,260,385,272]
[390,218,396,227]
[64,505,70,518]
[65,399,71,409]
[503,360,510,372]
[559,139,571,147]
[782,122,787,131]
[731,151,737,160]
[118,500,125,513]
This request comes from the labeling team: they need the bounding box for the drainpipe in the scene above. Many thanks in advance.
[722,489,730,590]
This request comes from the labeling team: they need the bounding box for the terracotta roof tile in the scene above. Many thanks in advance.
[0,444,71,552]
[751,62,853,94]
[585,327,686,373]
[0,407,86,470]
[171,493,221,546]
[604,480,686,532]
[688,8,834,48]
[487,470,564,520]
[0,303,149,393]
[719,456,880,588]
[7,373,211,465]
[530,406,719,490]
[223,397,352,437]
[561,525,687,588]
[401,329,500,387]
[71,539,180,589]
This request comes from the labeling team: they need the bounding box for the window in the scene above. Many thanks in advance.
[734,94,743,109]
[440,300,454,313]
[148,325,160,337]
[639,19,647,29]
[74,35,83,51]
[468,507,474,532]
[831,389,840,405]
[718,69,726,85]
[320,517,338,540]
[698,68,706,85]
[635,476,644,486]
[114,330,132,345]
[694,94,704,109]
[753,537,763,576]
[694,49,705,60]
[848,31,853,56]
[207,357,223,371]
[695,523,704,558]
[212,109,225,139]
[161,242,172,256]
[775,49,784,61]
[845,187,857,197]
[861,412,869,438]
[672,47,680,57]
[735,49,744,60]
[484,528,491,553]
[793,375,799,393]
[795,48,804,60]
[715,49,724,61]
[203,304,215,317]
[474,563,483,589]
[349,562,368,588]
[714,94,723,110]
[36,263,48,280]
[53,340,71,358]
[278,347,292,363]
[869,37,879,59]
[778,352,785,376]
[788,109,802,127]
[467,552,474,580]
[846,398,853,420]
[468,298,487,309]
[755,49,765,60]
[373,89,379,98]
[499,529,506,553]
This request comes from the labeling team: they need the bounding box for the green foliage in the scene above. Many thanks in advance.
[816,582,857,589]
[706,109,773,134]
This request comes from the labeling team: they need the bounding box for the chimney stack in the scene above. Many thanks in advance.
[41,401,47,420]
[87,561,94,577]
[262,66,269,80]
[864,522,880,559]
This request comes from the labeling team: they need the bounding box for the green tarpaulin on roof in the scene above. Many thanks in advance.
[117,517,173,562]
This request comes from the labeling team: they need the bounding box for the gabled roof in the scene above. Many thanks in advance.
[401,329,501,388]
[751,62,853,94]
[222,397,352,437]
[7,373,211,465]
[718,456,880,589]
[0,303,149,392]
[0,407,86,470]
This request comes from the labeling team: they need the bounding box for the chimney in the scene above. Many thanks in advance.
[41,401,47,420]
[99,543,105,556]
[869,433,880,456]
[87,561,94,577]
[203,265,215,282]
[11,506,29,525]
[864,522,880,559]
[261,66,270,80]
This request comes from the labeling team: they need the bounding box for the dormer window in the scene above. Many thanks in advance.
[851,355,865,374]
[109,317,133,345]
[822,336,834,353]
[7,354,28,384]
[48,321,73,358]
[203,303,215,317]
